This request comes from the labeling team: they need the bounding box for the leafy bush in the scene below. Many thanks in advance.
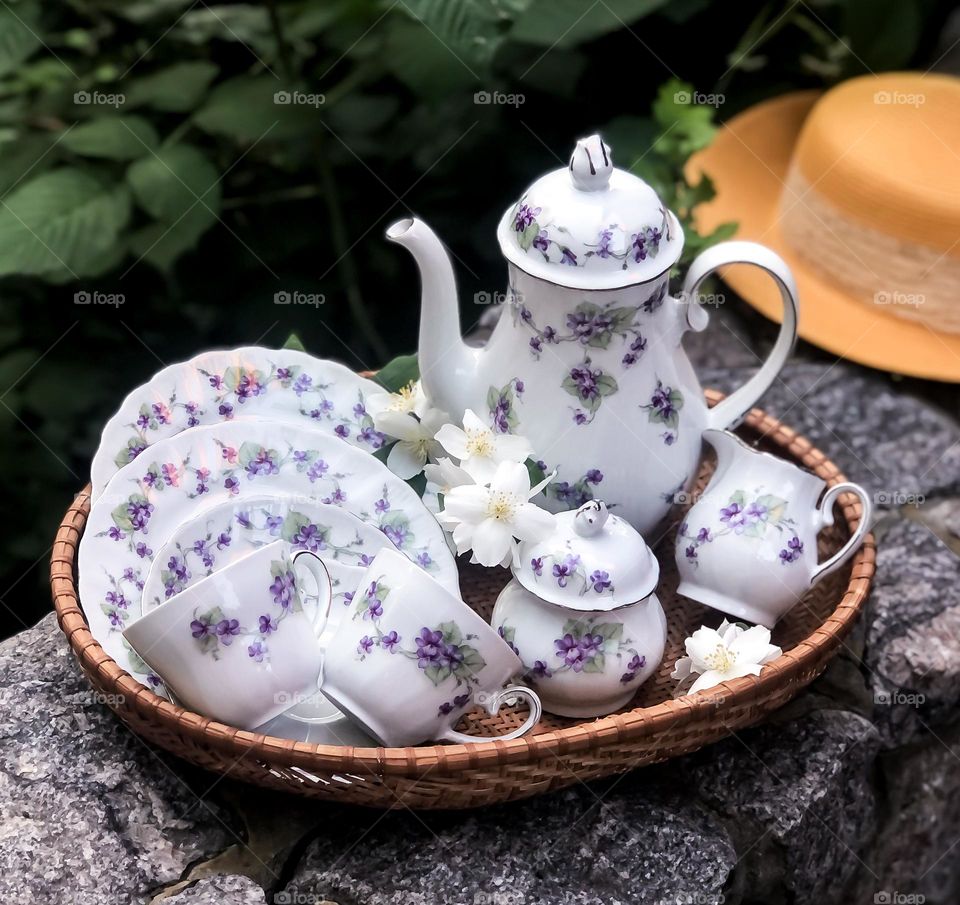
[0,0,946,630]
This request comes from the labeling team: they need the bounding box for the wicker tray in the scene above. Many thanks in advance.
[50,392,875,809]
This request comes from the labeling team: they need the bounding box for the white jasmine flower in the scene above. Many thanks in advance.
[367,380,430,418]
[375,408,448,480]
[672,619,781,694]
[437,460,555,568]
[434,409,533,483]
[423,456,474,495]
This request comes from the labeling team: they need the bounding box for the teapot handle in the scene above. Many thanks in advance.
[680,241,799,430]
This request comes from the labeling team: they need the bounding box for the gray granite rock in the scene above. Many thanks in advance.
[280,779,736,905]
[863,518,960,746]
[163,874,267,904]
[702,361,960,504]
[682,709,880,905]
[0,613,240,905]
[853,727,960,905]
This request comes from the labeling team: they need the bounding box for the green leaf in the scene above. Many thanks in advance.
[126,62,219,113]
[0,169,131,279]
[582,655,605,673]
[438,621,462,645]
[327,96,399,136]
[127,144,221,224]
[511,0,668,48]
[374,354,419,392]
[0,132,55,195]
[399,0,511,66]
[0,3,41,78]
[405,471,427,497]
[61,116,158,161]
[595,374,619,397]
[459,646,487,675]
[594,622,624,642]
[382,19,479,97]
[651,79,718,161]
[525,457,545,488]
[283,332,306,352]
[193,76,320,143]
[175,5,273,53]
[842,0,922,71]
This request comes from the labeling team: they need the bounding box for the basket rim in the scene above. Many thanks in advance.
[50,390,875,778]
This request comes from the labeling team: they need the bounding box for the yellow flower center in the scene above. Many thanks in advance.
[465,428,495,458]
[389,383,419,413]
[486,491,517,521]
[704,643,736,673]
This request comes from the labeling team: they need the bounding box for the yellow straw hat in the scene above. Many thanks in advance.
[687,72,960,381]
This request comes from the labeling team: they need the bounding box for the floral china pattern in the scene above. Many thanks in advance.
[487,378,524,434]
[150,505,389,606]
[97,443,435,637]
[528,551,614,598]
[510,197,672,273]
[507,288,682,433]
[499,618,645,685]
[106,356,385,474]
[189,558,301,664]
[542,463,605,508]
[351,578,488,717]
[679,489,804,566]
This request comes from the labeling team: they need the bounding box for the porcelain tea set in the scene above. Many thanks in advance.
[79,134,870,747]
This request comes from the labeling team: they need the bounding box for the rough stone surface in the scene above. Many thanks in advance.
[0,613,241,905]
[853,726,960,905]
[863,518,960,747]
[682,709,880,905]
[280,781,737,905]
[702,361,960,504]
[162,874,267,904]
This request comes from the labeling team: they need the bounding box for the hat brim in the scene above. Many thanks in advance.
[687,91,960,382]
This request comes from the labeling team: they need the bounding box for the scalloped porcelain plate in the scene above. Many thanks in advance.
[79,420,458,689]
[90,346,387,500]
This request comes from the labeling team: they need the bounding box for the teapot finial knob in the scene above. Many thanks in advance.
[574,500,609,536]
[569,135,613,192]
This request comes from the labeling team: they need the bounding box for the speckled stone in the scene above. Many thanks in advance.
[164,874,267,904]
[853,727,960,905]
[280,780,736,905]
[702,361,960,504]
[682,709,880,905]
[864,518,960,747]
[0,613,239,905]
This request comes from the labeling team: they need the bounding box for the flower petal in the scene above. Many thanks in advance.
[689,669,726,693]
[491,460,531,497]
[684,626,724,671]
[461,409,487,434]
[386,441,426,479]
[469,518,512,567]
[375,411,422,442]
[510,502,556,542]
[434,423,468,460]
[441,484,491,522]
[460,456,498,484]
[494,432,533,463]
[730,625,775,665]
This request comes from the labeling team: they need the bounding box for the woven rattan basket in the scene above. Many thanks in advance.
[50,392,875,809]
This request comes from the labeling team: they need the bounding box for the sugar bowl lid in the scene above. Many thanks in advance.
[496,134,684,291]
[514,501,659,611]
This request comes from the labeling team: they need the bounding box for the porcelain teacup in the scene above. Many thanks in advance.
[320,548,542,746]
[675,429,871,628]
[123,540,331,729]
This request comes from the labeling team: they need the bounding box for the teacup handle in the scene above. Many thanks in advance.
[292,550,332,640]
[680,241,799,430]
[811,482,873,584]
[438,684,543,745]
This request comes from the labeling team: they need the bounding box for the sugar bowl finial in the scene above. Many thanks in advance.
[569,134,612,191]
[574,499,609,536]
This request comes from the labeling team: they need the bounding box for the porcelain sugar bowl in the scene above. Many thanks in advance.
[491,501,666,717]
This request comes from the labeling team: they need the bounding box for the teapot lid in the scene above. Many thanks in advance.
[513,501,659,611]
[496,134,684,291]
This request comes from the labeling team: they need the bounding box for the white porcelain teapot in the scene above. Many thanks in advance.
[388,134,799,536]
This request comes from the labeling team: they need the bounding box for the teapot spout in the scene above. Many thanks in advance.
[386,217,480,420]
